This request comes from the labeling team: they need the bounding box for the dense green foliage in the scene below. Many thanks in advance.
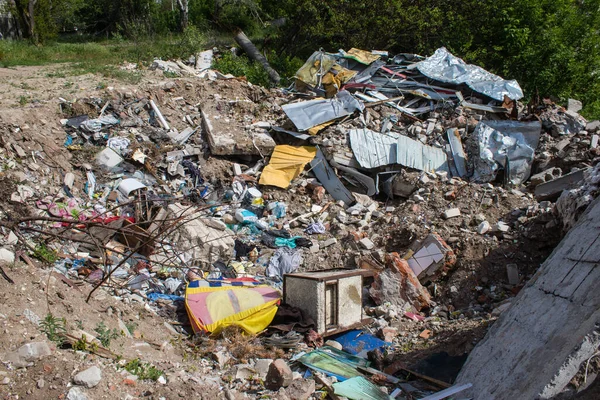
[3,0,600,117]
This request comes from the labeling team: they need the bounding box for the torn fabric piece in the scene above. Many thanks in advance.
[266,248,302,278]
[415,47,523,101]
[472,120,541,185]
[349,128,448,172]
[282,91,364,131]
[259,145,317,188]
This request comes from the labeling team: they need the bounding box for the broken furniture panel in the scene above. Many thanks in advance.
[406,234,456,283]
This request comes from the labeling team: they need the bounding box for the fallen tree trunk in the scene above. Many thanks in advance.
[234,29,280,85]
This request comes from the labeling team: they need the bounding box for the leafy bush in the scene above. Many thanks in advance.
[40,313,67,344]
[94,322,120,348]
[123,358,163,381]
[33,244,58,264]
[213,51,271,87]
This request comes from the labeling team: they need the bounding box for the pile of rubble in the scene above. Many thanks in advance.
[0,45,598,399]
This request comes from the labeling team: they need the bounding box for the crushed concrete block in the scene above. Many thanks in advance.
[567,99,583,113]
[321,238,337,248]
[285,379,315,400]
[481,198,493,207]
[73,366,102,388]
[254,359,273,380]
[495,221,510,232]
[234,364,254,380]
[265,359,293,390]
[530,167,562,186]
[212,350,231,369]
[586,120,600,132]
[591,135,599,149]
[477,221,491,235]
[474,214,487,223]
[506,264,520,285]
[3,342,52,368]
[535,168,587,200]
[443,208,461,219]
[67,387,89,400]
[0,248,15,264]
[201,109,275,156]
[359,238,375,250]
[166,203,235,265]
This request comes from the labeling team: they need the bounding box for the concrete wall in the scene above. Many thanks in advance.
[456,196,600,399]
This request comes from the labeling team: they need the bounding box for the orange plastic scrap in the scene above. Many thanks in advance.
[258,145,317,189]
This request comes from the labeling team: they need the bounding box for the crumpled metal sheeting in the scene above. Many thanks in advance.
[415,47,523,101]
[472,120,541,185]
[282,90,364,132]
[349,128,449,173]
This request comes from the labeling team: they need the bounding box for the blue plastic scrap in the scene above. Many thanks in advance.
[332,329,390,357]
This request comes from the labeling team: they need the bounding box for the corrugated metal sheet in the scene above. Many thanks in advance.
[349,128,448,172]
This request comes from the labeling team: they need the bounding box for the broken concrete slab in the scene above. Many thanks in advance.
[265,359,293,390]
[443,208,461,219]
[201,109,275,156]
[456,196,600,399]
[530,167,562,186]
[73,366,102,388]
[166,203,235,266]
[3,341,52,368]
[534,168,588,200]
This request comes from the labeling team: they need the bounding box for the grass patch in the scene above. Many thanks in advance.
[0,37,187,68]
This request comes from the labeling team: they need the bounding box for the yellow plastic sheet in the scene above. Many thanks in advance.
[259,145,317,188]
